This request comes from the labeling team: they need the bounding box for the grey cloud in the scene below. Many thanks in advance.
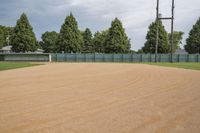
[0,0,199,50]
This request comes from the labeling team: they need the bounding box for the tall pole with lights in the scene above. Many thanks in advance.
[155,0,175,63]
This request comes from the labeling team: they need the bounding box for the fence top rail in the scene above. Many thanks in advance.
[0,53,50,55]
[51,53,200,55]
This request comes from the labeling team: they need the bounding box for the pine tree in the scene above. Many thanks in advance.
[57,13,83,53]
[184,18,200,54]
[105,18,130,53]
[10,13,37,52]
[82,28,94,53]
[142,20,170,54]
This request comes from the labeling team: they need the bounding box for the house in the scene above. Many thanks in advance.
[175,49,188,54]
[0,45,44,53]
[0,46,12,53]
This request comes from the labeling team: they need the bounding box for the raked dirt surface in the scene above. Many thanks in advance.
[0,63,200,133]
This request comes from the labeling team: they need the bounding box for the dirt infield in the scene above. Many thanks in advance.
[0,63,200,133]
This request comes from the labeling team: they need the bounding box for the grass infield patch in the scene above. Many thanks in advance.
[0,62,42,71]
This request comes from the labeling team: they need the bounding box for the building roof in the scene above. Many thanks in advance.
[0,46,12,51]
[175,49,188,54]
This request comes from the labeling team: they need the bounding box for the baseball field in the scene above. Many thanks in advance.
[0,63,200,133]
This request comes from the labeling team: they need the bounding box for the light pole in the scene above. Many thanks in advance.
[155,0,159,63]
[155,0,175,63]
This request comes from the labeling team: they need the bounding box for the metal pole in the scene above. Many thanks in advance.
[6,32,10,46]
[170,0,175,63]
[155,0,159,63]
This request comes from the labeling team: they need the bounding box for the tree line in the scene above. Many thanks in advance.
[0,12,200,54]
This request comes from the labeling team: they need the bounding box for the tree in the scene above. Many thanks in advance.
[105,18,130,53]
[142,20,170,54]
[82,28,94,53]
[57,13,83,53]
[184,18,200,54]
[168,31,184,53]
[0,25,13,48]
[40,31,58,53]
[10,13,37,52]
[93,30,109,53]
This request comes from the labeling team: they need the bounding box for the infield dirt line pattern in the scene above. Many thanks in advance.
[0,63,200,133]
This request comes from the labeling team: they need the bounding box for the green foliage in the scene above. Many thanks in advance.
[0,25,13,48]
[82,28,94,53]
[168,31,184,53]
[137,49,144,54]
[105,18,130,53]
[10,13,37,52]
[57,13,83,53]
[184,18,200,54]
[40,31,58,53]
[142,20,170,54]
[93,30,109,53]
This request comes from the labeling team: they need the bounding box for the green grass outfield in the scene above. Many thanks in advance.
[0,62,42,71]
[146,63,200,71]
[0,62,199,71]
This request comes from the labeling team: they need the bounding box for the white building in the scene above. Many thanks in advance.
[0,46,12,53]
[0,46,44,53]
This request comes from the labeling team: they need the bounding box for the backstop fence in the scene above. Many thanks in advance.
[51,53,200,63]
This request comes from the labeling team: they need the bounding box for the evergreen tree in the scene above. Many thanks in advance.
[10,13,37,52]
[168,31,184,53]
[40,31,58,53]
[93,30,108,53]
[57,13,83,53]
[184,18,200,54]
[142,20,170,54]
[105,18,130,53]
[82,28,94,53]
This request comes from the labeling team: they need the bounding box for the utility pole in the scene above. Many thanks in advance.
[170,0,175,63]
[155,0,159,63]
[155,0,175,63]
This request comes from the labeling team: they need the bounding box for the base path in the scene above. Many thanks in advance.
[0,63,200,133]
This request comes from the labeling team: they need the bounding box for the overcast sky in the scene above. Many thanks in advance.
[0,0,200,50]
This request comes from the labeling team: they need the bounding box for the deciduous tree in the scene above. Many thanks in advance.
[40,31,58,53]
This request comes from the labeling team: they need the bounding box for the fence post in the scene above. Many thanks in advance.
[112,54,114,62]
[75,53,77,62]
[149,54,151,62]
[131,54,134,62]
[187,54,190,62]
[94,53,96,62]
[65,54,67,62]
[178,54,180,63]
